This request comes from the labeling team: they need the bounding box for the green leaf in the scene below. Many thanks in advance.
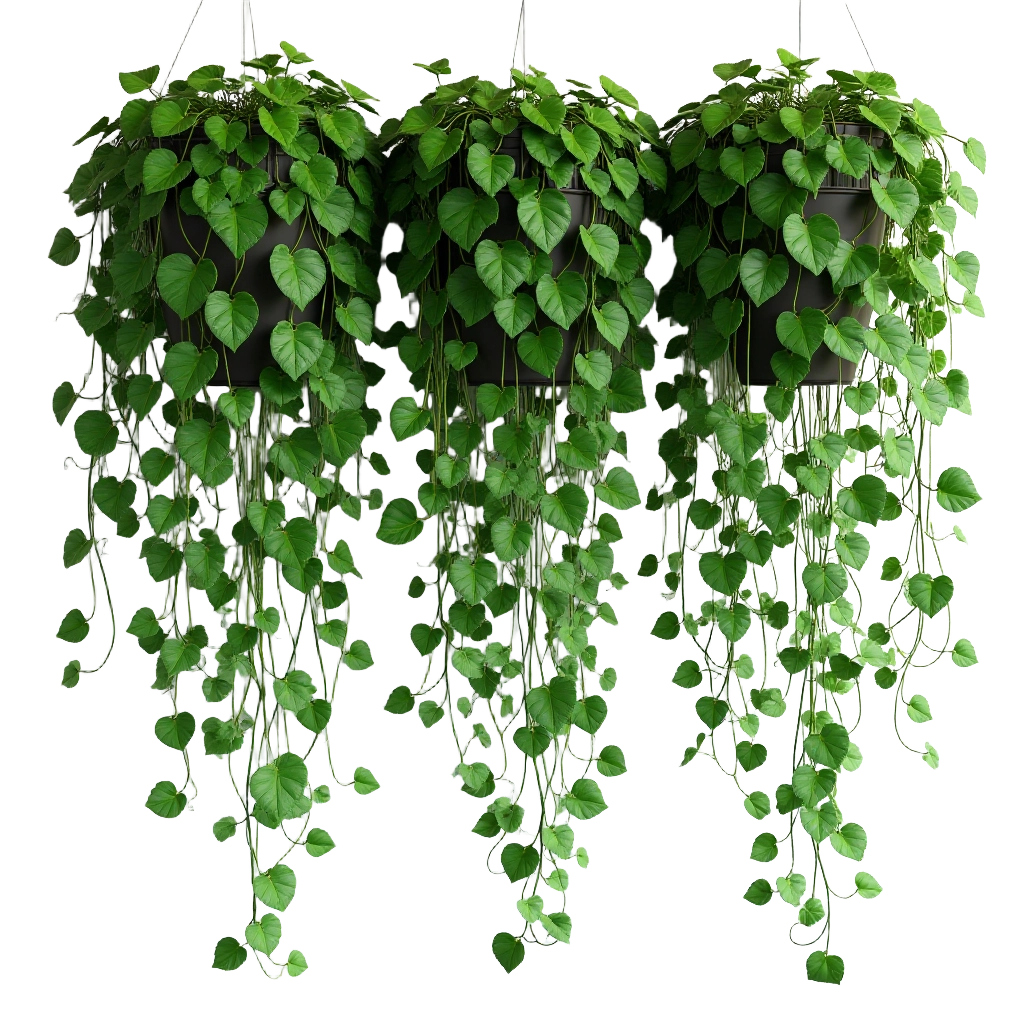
[57,608,89,643]
[573,349,613,389]
[743,879,773,905]
[305,827,336,857]
[651,612,680,640]
[212,817,236,842]
[801,562,848,605]
[264,517,317,570]
[163,342,218,400]
[346,638,374,671]
[466,144,515,196]
[142,149,192,193]
[251,752,308,822]
[777,873,807,907]
[203,292,258,352]
[353,767,379,795]
[73,409,119,458]
[540,912,572,943]
[49,227,81,266]
[501,843,540,883]
[936,467,981,513]
[720,145,765,186]
[206,196,268,257]
[749,173,807,228]
[494,293,536,336]
[540,483,588,535]
[698,551,747,594]
[334,297,374,346]
[270,321,324,380]
[537,272,588,330]
[831,821,868,861]
[806,951,845,985]
[447,265,494,326]
[145,781,186,818]
[564,778,607,820]
[526,677,576,733]
[696,248,740,297]
[212,936,247,971]
[53,381,77,425]
[856,872,883,898]
[270,245,326,309]
[517,190,571,252]
[285,950,308,977]
[594,467,640,510]
[254,864,297,911]
[154,712,195,750]
[438,187,499,250]
[740,249,789,306]
[592,301,630,348]
[783,213,840,275]
[963,137,986,173]
[175,418,230,484]
[517,328,563,377]
[119,64,159,93]
[475,239,531,298]
[492,933,525,973]
[157,254,217,318]
[952,639,977,667]
[245,913,282,954]
[907,573,954,617]
[779,106,823,139]
[870,177,920,228]
[837,475,887,526]
[580,223,620,273]
[803,723,850,769]
[750,832,778,862]
[217,389,255,429]
[377,499,423,544]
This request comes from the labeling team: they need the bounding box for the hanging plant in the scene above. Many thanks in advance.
[373,60,663,971]
[50,42,388,975]
[644,50,984,984]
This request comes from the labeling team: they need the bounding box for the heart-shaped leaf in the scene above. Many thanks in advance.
[269,245,326,309]
[204,291,258,351]
[270,321,324,380]
[466,144,515,196]
[157,254,217,318]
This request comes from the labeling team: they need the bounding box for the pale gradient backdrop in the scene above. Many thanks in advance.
[3,0,1015,1020]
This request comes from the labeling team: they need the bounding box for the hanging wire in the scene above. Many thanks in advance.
[248,0,257,61]
[160,0,205,92]
[510,1,526,90]
[845,5,876,70]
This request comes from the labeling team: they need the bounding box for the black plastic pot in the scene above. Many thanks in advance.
[438,131,593,386]
[732,123,885,386]
[158,136,330,387]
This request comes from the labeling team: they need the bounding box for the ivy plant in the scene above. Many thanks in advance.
[372,60,662,971]
[644,50,984,984]
[51,43,388,975]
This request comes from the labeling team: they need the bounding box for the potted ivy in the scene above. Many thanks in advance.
[51,43,387,975]
[372,59,660,971]
[645,50,984,984]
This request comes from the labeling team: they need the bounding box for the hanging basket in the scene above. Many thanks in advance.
[436,130,593,387]
[157,135,330,388]
[732,122,886,387]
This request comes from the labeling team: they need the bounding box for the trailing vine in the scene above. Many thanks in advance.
[51,43,388,975]
[372,60,661,971]
[645,50,984,983]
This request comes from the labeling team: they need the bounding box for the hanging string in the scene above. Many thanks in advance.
[845,5,876,70]
[160,0,205,92]
[160,0,258,92]
[510,0,526,90]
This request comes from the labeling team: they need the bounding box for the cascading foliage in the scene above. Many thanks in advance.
[372,60,663,970]
[645,49,984,983]
[51,42,389,976]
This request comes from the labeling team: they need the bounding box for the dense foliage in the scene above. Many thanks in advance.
[51,43,388,976]
[645,50,984,983]
[373,60,662,970]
